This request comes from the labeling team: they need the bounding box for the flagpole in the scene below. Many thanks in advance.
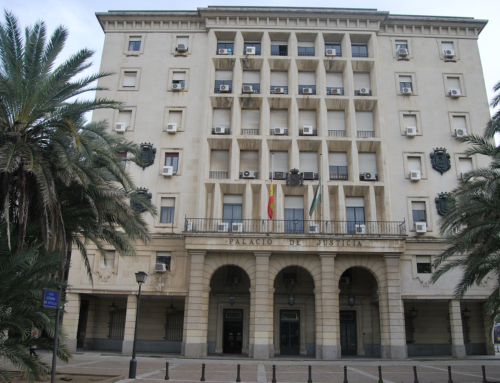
[320,153,323,227]
[271,153,274,231]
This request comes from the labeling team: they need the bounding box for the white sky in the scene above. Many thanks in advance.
[6,0,500,118]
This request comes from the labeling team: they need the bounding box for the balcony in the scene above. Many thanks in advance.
[184,218,406,236]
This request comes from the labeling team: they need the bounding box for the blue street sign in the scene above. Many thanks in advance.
[42,288,60,309]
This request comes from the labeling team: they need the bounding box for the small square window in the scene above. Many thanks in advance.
[416,255,431,274]
[160,198,175,223]
[101,250,115,269]
[395,40,408,51]
[123,71,137,88]
[128,37,141,52]
[156,251,171,270]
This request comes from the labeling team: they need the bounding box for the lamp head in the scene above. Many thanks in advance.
[288,292,295,306]
[462,307,471,319]
[135,271,148,284]
[109,302,118,314]
[410,306,418,318]
[348,293,355,307]
[229,294,235,306]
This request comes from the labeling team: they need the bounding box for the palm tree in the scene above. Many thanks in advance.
[432,80,500,318]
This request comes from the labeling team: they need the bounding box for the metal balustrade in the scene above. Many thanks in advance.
[209,171,229,179]
[328,130,346,137]
[357,131,375,138]
[241,129,259,135]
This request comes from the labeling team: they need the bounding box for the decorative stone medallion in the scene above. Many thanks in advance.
[130,187,152,212]
[430,148,451,175]
[137,142,156,170]
[286,168,304,186]
[435,192,450,216]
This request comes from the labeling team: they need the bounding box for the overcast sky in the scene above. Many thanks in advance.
[6,0,500,115]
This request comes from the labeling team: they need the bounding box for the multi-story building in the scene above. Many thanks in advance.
[62,7,495,360]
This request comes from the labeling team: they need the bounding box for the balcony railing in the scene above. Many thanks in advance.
[184,218,406,236]
[330,166,348,180]
[210,171,229,179]
[326,87,344,96]
[299,128,318,136]
[298,85,316,95]
[357,131,375,138]
[270,128,289,136]
[328,130,346,137]
[212,127,231,135]
[241,129,259,135]
[270,86,289,94]
[242,83,260,94]
[271,49,288,56]
[215,86,232,94]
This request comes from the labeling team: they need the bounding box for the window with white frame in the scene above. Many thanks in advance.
[412,202,426,224]
[128,36,142,51]
[160,197,175,224]
[172,72,186,88]
[122,71,137,88]
[399,75,413,92]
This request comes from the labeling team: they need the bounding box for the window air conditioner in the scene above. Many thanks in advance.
[362,172,377,181]
[397,48,409,57]
[359,88,371,96]
[449,89,461,98]
[328,88,342,95]
[218,48,229,55]
[172,83,183,91]
[355,224,366,234]
[177,43,187,52]
[218,222,229,232]
[444,49,456,59]
[402,87,412,95]
[339,277,350,285]
[242,170,257,179]
[155,263,167,273]
[406,126,417,137]
[273,87,285,94]
[246,46,256,55]
[242,85,253,93]
[415,222,427,233]
[166,123,177,133]
[214,126,226,134]
[325,48,336,56]
[274,127,286,135]
[410,170,421,181]
[220,84,230,93]
[309,224,319,233]
[186,221,193,232]
[228,277,239,284]
[273,172,286,180]
[232,222,243,233]
[455,128,467,138]
[302,88,313,95]
[162,166,174,177]
[303,172,315,180]
[115,123,127,133]
[302,126,313,135]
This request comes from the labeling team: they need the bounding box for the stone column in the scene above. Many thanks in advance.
[379,255,407,359]
[314,288,323,359]
[83,298,96,350]
[62,293,80,352]
[252,252,272,359]
[319,253,341,359]
[449,299,466,358]
[122,294,137,355]
[183,251,209,358]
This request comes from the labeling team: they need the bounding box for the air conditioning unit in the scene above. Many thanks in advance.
[232,222,243,233]
[406,126,417,137]
[362,172,377,181]
[302,88,313,95]
[228,277,239,284]
[214,126,226,134]
[218,48,229,55]
[177,43,187,52]
[273,87,285,94]
[172,83,183,91]
[415,222,427,233]
[274,127,286,135]
[359,88,371,96]
[402,87,412,95]
[218,222,229,232]
[186,221,193,232]
[309,224,319,233]
[397,48,409,57]
[410,170,421,181]
[274,172,286,180]
[162,166,174,177]
[444,49,456,59]
[155,263,167,273]
[115,123,127,133]
[302,126,313,135]
[242,85,253,93]
[242,170,257,179]
[355,224,366,234]
[303,172,315,180]
[455,128,467,138]
[339,277,350,285]
[328,88,342,95]
[166,123,177,133]
[325,48,336,56]
[449,89,461,98]
[246,46,256,55]
[220,84,230,93]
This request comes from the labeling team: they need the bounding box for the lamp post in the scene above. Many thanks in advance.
[129,271,148,379]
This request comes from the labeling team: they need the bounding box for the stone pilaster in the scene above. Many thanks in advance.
[252,252,272,359]
[122,294,137,355]
[449,299,466,358]
[483,302,495,355]
[62,293,80,352]
[83,298,96,350]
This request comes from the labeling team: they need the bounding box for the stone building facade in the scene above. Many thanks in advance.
[62,7,495,359]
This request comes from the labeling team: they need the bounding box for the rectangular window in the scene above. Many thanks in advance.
[298,41,315,56]
[123,71,137,88]
[325,43,342,57]
[284,196,304,234]
[210,150,229,178]
[217,41,234,55]
[271,71,288,93]
[240,151,259,173]
[326,72,344,95]
[244,42,261,55]
[395,40,408,51]
[459,158,473,179]
[109,309,126,340]
[270,110,288,130]
[101,250,115,269]
[165,153,179,172]
[128,36,141,51]
[299,110,316,129]
[327,111,346,136]
[352,44,368,57]
[213,109,231,129]
[329,152,348,180]
[223,195,243,225]
[399,75,412,91]
[416,255,431,274]
[407,157,421,173]
[172,72,186,88]
[117,110,132,129]
[271,151,288,173]
[353,72,370,94]
[403,114,417,129]
[242,71,260,93]
[346,197,365,233]
[271,41,288,56]
[241,110,260,135]
[116,152,127,168]
[453,116,467,134]
[299,152,318,173]
[215,70,233,93]
[156,251,171,270]
[298,72,316,95]
[356,111,374,136]
[442,42,454,53]
[176,36,189,51]
[448,77,461,93]
[160,197,175,224]
[358,153,377,174]
[168,110,182,130]
[165,310,184,341]
[412,202,426,223]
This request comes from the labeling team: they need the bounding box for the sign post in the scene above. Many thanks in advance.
[42,287,62,383]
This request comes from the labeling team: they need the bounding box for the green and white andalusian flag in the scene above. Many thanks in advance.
[309,176,322,217]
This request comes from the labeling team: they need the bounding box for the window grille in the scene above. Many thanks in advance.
[165,311,184,341]
[108,309,126,340]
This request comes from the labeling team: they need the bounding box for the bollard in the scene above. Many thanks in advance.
[272,365,277,383]
[307,365,312,383]
[343,366,348,383]
[201,363,206,382]
[165,362,169,381]
[413,366,418,383]
[447,366,453,383]
[482,365,487,383]
[378,366,383,383]
[236,364,241,383]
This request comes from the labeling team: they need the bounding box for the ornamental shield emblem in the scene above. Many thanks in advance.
[130,187,152,212]
[286,168,303,186]
[137,143,156,170]
[435,192,450,216]
[430,148,451,175]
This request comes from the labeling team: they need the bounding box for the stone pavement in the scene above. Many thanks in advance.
[31,351,500,383]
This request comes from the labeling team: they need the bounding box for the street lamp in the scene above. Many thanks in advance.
[348,293,355,307]
[288,292,295,306]
[129,271,147,379]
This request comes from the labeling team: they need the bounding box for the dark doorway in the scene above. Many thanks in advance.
[76,299,89,347]
[340,310,357,355]
[223,309,243,354]
[280,310,300,355]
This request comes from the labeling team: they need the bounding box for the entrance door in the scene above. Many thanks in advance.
[223,309,243,354]
[280,310,300,355]
[340,310,357,355]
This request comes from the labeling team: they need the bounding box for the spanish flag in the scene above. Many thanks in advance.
[268,178,274,219]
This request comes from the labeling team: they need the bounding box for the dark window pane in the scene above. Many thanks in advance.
[160,207,175,223]
[156,255,171,269]
[128,41,141,51]
[417,263,431,274]
[412,210,426,222]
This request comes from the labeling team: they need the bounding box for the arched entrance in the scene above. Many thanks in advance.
[273,266,315,356]
[338,267,380,357]
[207,265,251,355]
